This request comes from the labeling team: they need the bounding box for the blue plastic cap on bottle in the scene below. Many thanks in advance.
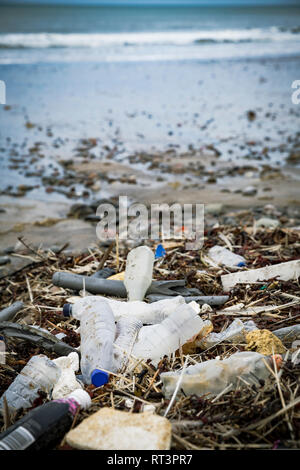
[91,369,109,387]
[63,303,72,317]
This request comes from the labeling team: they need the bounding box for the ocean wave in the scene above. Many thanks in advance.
[0,27,299,49]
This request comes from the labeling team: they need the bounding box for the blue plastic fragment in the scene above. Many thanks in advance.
[155,244,166,259]
[237,261,246,267]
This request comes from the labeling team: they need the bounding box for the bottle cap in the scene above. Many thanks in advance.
[63,303,72,317]
[91,369,109,387]
[67,389,92,410]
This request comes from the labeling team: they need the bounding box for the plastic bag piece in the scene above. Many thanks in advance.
[161,351,278,399]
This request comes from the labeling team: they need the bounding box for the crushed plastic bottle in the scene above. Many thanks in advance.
[124,246,154,301]
[78,298,116,386]
[161,351,280,398]
[132,302,205,366]
[113,317,143,372]
[63,295,186,325]
[0,354,61,414]
[0,389,91,451]
[207,245,246,268]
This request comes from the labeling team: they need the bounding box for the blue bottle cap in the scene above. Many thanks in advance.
[91,369,109,387]
[63,303,72,317]
[155,244,166,259]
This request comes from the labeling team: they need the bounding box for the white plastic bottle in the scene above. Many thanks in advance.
[161,351,280,398]
[113,317,143,372]
[208,245,246,268]
[0,354,61,413]
[79,298,116,386]
[132,302,204,366]
[63,295,186,324]
[124,246,154,301]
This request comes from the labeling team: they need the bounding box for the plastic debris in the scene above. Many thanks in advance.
[221,260,300,291]
[113,317,143,372]
[0,389,91,450]
[107,271,125,280]
[0,335,5,365]
[0,355,61,413]
[197,319,258,349]
[52,352,83,400]
[161,351,280,398]
[65,407,172,450]
[124,246,154,301]
[0,321,78,357]
[272,324,300,346]
[132,302,205,365]
[207,245,246,268]
[246,329,287,355]
[146,294,229,306]
[53,272,196,297]
[79,298,116,386]
[0,301,24,322]
[64,295,186,324]
[256,217,280,229]
[155,244,166,259]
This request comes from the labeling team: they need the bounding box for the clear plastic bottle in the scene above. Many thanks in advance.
[0,389,91,451]
[208,245,246,268]
[132,302,205,366]
[124,246,154,301]
[161,351,280,398]
[112,317,143,372]
[78,298,116,386]
[0,354,61,413]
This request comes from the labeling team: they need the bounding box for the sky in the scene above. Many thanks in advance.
[1,0,299,5]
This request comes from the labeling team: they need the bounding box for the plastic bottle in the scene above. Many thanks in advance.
[113,317,143,372]
[208,245,246,268]
[124,246,154,301]
[132,302,205,366]
[0,389,91,451]
[78,298,116,386]
[63,295,186,324]
[0,336,5,365]
[0,354,61,414]
[161,351,280,398]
